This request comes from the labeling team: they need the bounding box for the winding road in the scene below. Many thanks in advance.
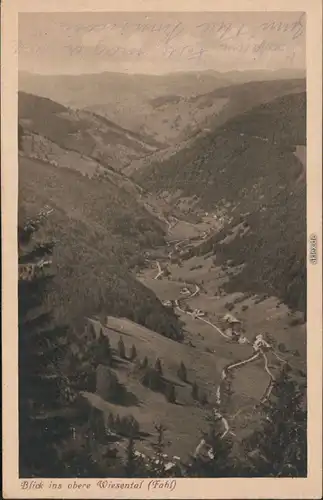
[172,279,282,442]
[151,224,287,447]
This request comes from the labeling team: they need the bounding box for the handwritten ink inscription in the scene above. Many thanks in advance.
[66,43,207,61]
[18,13,305,64]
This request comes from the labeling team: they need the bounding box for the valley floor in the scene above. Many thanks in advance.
[87,207,306,462]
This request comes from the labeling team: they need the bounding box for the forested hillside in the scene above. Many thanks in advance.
[19,92,160,172]
[185,183,306,313]
[19,155,183,340]
[136,92,306,312]
[136,92,305,205]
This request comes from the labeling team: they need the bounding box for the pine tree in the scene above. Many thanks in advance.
[96,330,112,366]
[18,211,71,477]
[141,366,164,392]
[88,330,112,370]
[191,381,199,401]
[125,437,137,477]
[155,358,163,375]
[166,383,177,404]
[124,437,147,478]
[107,412,115,430]
[177,361,187,382]
[147,424,169,477]
[141,356,149,369]
[130,344,137,361]
[185,412,235,477]
[118,336,126,359]
[242,365,307,477]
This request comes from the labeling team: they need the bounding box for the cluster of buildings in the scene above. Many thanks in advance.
[222,314,249,344]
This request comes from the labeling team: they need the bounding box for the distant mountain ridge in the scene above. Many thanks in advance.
[83,77,305,146]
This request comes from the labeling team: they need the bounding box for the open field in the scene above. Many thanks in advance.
[84,315,269,459]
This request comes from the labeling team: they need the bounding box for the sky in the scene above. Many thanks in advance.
[18,12,306,75]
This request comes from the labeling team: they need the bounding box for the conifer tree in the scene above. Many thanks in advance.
[96,330,112,366]
[147,424,169,477]
[88,329,112,369]
[125,437,137,477]
[107,412,115,430]
[166,383,177,404]
[242,365,307,477]
[124,437,147,478]
[185,412,236,477]
[177,361,187,382]
[141,366,164,392]
[18,211,71,476]
[141,356,149,369]
[130,344,137,361]
[155,357,163,375]
[118,336,126,359]
[191,381,199,401]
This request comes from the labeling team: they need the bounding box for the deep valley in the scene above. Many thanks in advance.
[18,68,307,477]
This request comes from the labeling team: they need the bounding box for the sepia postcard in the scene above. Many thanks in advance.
[1,0,322,498]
